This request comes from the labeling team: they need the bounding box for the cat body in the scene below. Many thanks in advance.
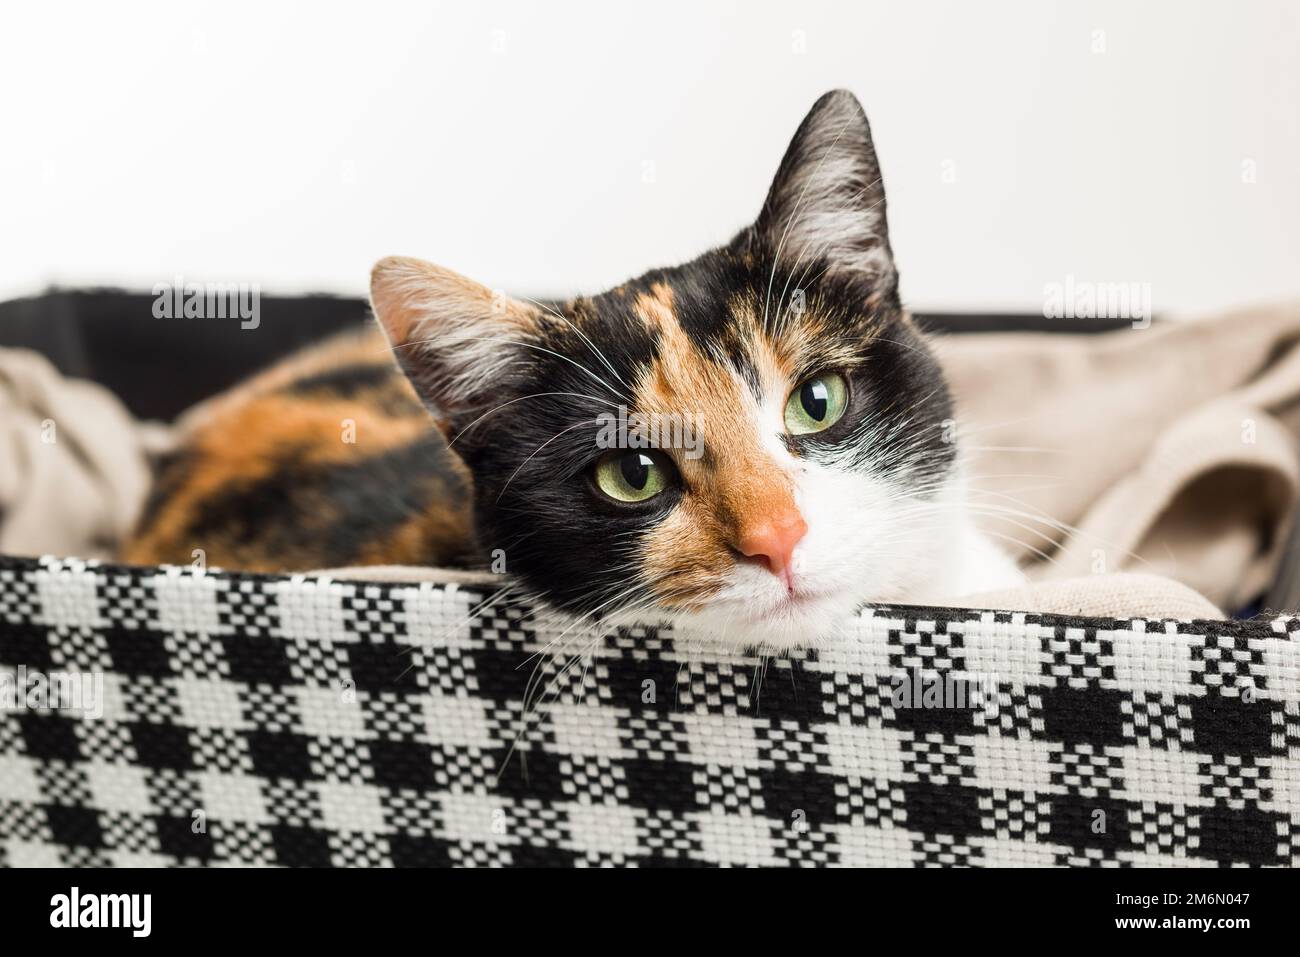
[123,90,1022,649]
[122,327,476,572]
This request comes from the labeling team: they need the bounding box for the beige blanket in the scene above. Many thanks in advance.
[0,349,160,560]
[937,300,1300,614]
[4,299,1299,620]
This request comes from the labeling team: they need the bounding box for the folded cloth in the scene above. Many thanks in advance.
[0,348,166,559]
[936,301,1300,613]
[954,572,1224,621]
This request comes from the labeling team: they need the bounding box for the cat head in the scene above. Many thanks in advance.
[371,90,961,649]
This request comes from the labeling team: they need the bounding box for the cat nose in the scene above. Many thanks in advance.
[737,512,808,576]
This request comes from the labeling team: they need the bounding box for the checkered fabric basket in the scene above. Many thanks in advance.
[0,554,1297,867]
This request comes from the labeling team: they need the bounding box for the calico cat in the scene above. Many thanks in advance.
[122,90,1021,648]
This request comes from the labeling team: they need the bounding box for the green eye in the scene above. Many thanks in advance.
[593,450,672,503]
[784,372,849,435]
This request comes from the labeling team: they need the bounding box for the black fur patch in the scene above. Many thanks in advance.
[287,363,394,399]
[182,435,471,568]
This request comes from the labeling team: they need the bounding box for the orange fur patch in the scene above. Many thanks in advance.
[121,326,473,572]
[632,284,802,609]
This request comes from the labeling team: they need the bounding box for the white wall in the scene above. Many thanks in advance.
[2,0,1298,315]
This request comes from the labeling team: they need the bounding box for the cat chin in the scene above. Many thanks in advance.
[604,514,1022,655]
[652,598,862,655]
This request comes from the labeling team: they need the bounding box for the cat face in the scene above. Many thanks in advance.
[372,90,960,649]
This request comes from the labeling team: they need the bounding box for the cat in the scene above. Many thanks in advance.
[122,89,1022,649]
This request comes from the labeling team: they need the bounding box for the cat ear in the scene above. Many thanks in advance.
[370,256,539,426]
[755,89,897,294]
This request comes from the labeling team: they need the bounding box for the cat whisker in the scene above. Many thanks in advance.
[519,295,634,394]
[941,412,1053,438]
[961,445,1066,456]
[957,496,1154,571]
[392,583,515,687]
[393,334,628,401]
[495,418,602,503]
[501,577,671,777]
[448,391,619,447]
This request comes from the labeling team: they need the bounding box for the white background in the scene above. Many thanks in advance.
[2,0,1297,315]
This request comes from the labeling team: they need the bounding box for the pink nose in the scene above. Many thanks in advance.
[737,513,808,576]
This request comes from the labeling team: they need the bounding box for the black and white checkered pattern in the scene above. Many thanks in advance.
[1,555,1297,867]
